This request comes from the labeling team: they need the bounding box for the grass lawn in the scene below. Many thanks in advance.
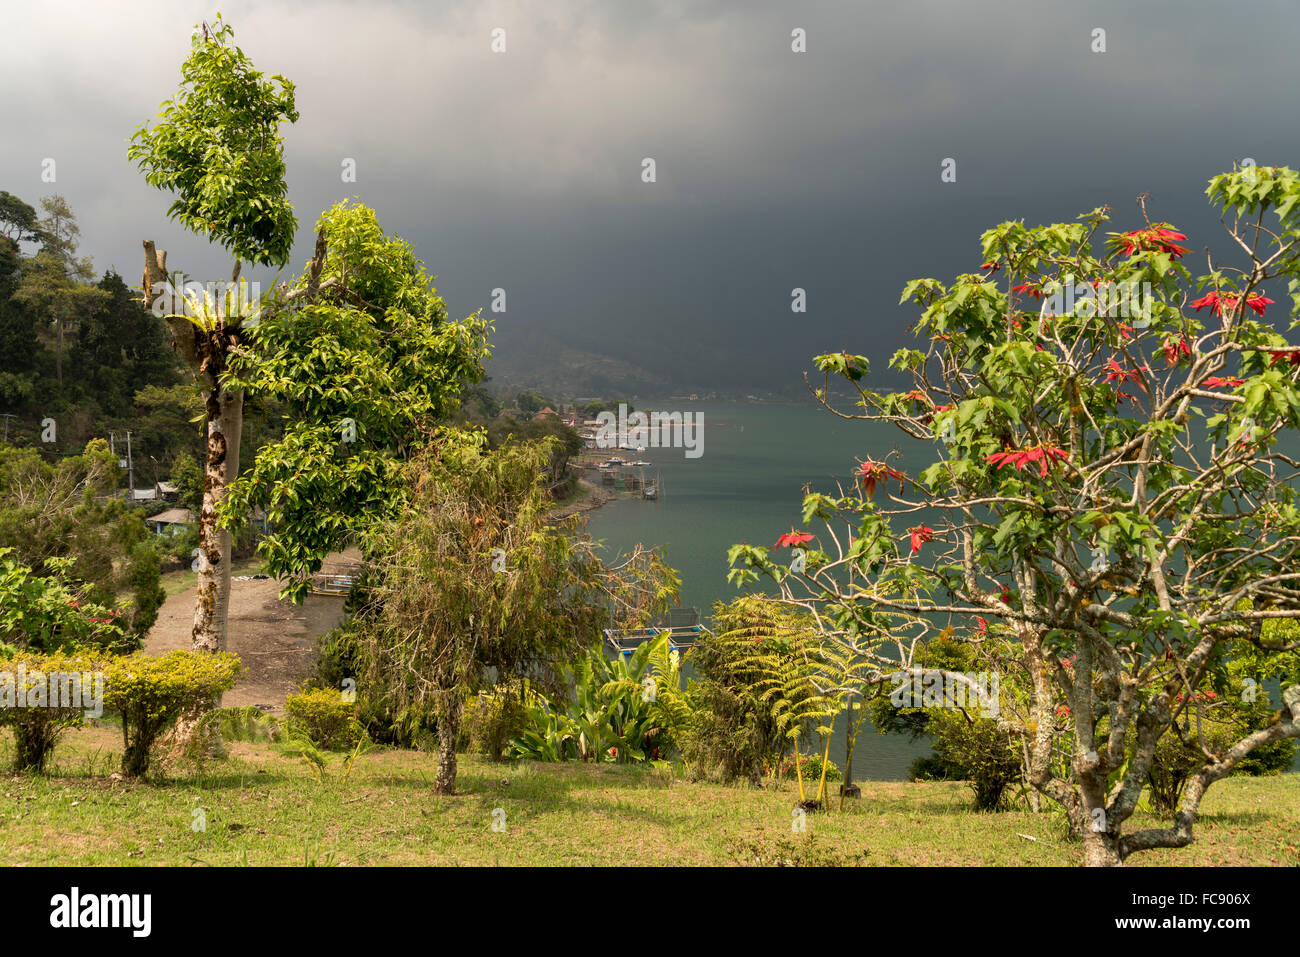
[3,725,1297,866]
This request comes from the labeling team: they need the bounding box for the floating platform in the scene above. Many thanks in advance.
[309,561,364,596]
[603,608,709,655]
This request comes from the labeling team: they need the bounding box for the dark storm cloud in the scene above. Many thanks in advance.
[3,0,1297,394]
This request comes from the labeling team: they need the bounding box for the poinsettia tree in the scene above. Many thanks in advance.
[730,164,1300,866]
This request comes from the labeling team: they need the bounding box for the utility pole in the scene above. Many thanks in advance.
[125,430,134,501]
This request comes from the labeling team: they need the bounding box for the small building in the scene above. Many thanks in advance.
[533,407,559,421]
[148,507,195,536]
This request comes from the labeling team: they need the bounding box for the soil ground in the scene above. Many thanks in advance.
[145,556,351,714]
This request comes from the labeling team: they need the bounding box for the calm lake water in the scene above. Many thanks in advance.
[585,398,1300,779]
[585,398,935,781]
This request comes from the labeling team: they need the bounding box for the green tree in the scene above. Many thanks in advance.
[0,440,162,639]
[0,549,130,656]
[69,271,177,416]
[11,196,109,388]
[351,431,677,794]
[514,390,548,417]
[221,199,490,601]
[131,15,298,655]
[0,191,44,245]
[733,165,1300,865]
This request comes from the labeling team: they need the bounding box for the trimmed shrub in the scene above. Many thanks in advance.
[103,651,242,777]
[0,649,104,772]
[285,687,364,751]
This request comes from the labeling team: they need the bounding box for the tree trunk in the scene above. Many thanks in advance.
[55,314,63,387]
[192,385,242,656]
[140,242,245,758]
[434,709,460,795]
[1082,830,1122,867]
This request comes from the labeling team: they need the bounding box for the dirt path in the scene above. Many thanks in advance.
[146,566,349,714]
[142,473,612,711]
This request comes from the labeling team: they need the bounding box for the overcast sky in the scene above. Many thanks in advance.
[4,0,1297,394]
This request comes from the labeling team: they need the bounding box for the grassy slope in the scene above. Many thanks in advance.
[3,726,1297,866]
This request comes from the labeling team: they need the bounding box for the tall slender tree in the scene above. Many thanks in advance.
[12,197,108,388]
[130,15,298,655]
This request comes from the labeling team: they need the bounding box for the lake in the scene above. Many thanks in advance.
[584,397,1300,780]
[585,398,937,781]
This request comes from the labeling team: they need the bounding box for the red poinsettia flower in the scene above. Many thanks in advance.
[1269,349,1300,367]
[1202,376,1244,389]
[1190,290,1273,317]
[1103,359,1148,392]
[985,444,1070,478]
[1162,336,1192,367]
[907,525,934,554]
[773,530,815,549]
[981,261,1000,273]
[1244,293,1274,316]
[1119,224,1189,259]
[856,460,906,497]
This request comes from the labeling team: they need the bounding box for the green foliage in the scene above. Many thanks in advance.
[0,549,131,656]
[168,452,204,515]
[739,165,1300,856]
[347,432,677,792]
[0,443,162,640]
[775,752,842,782]
[284,687,365,751]
[510,633,688,764]
[461,686,529,761]
[678,598,806,783]
[103,650,243,777]
[68,271,178,415]
[481,414,584,485]
[926,709,1023,811]
[128,16,298,267]
[222,200,491,601]
[0,648,102,772]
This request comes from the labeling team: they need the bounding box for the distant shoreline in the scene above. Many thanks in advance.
[548,476,615,520]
